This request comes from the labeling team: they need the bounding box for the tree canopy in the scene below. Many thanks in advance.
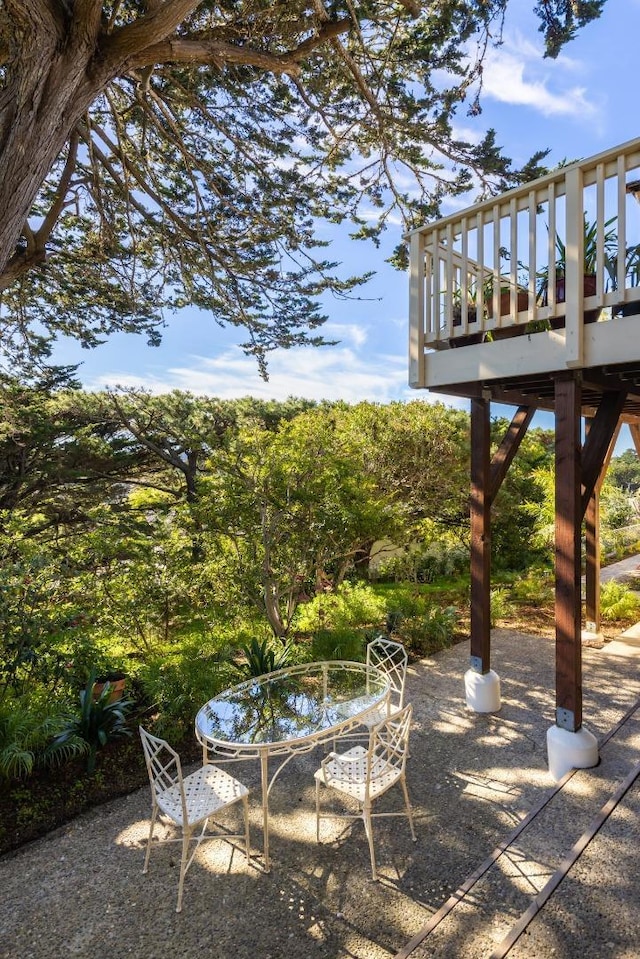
[0,1,605,378]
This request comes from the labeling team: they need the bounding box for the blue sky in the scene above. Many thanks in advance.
[55,1,639,444]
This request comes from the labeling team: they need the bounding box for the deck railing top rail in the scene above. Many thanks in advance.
[406,135,640,239]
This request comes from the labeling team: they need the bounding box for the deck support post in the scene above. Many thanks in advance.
[548,374,598,780]
[465,396,500,712]
[584,486,601,636]
[584,417,621,638]
[465,401,535,713]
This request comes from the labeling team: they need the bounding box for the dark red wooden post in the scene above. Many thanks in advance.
[584,489,600,631]
[584,417,621,632]
[470,397,491,673]
[554,375,583,732]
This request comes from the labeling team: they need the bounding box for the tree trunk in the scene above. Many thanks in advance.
[0,8,117,281]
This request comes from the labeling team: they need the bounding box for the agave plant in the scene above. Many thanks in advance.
[49,670,133,774]
[239,637,291,677]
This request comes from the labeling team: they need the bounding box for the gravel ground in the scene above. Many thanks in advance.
[2,626,639,959]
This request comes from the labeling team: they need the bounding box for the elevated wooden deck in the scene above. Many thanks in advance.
[407,137,640,756]
[408,137,640,419]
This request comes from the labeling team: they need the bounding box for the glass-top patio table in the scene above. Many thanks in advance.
[195,660,390,871]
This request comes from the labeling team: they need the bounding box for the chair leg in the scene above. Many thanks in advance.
[242,794,251,861]
[401,776,417,842]
[176,826,191,913]
[362,802,378,881]
[143,804,158,874]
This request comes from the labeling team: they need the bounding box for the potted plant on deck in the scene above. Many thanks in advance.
[450,274,530,345]
[606,240,640,318]
[484,274,530,339]
[537,213,617,327]
[450,282,486,346]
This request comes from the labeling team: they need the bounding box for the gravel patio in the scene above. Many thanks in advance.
[2,626,640,959]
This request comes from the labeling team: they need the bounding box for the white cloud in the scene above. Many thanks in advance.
[89,343,413,404]
[481,33,597,119]
[321,322,368,348]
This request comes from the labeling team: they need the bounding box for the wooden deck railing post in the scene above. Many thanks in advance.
[565,167,584,368]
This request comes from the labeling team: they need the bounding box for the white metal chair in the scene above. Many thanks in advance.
[314,703,416,880]
[139,726,251,912]
[360,636,408,729]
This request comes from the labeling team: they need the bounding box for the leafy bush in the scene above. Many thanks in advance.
[490,588,515,627]
[510,570,554,605]
[375,543,469,584]
[0,697,68,780]
[310,628,366,662]
[137,638,239,739]
[600,581,640,622]
[383,590,427,626]
[397,605,458,656]
[293,582,386,634]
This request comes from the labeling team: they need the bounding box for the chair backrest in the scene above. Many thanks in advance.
[139,726,188,824]
[366,637,408,708]
[368,703,413,782]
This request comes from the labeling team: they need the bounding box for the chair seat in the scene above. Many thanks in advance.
[314,746,402,802]
[157,764,249,827]
[357,702,388,728]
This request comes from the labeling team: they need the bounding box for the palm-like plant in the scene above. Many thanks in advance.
[0,699,65,779]
[604,239,640,316]
[49,670,133,774]
[239,637,291,677]
[538,213,618,299]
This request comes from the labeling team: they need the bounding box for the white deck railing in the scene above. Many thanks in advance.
[408,137,640,389]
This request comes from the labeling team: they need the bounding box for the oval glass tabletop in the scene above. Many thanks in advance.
[195,660,389,749]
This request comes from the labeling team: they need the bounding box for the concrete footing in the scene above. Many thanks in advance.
[464,668,501,712]
[546,724,599,782]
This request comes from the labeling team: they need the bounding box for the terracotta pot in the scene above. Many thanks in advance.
[487,290,530,318]
[554,274,600,325]
[93,675,126,703]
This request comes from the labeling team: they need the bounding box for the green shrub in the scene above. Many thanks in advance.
[510,570,554,605]
[600,581,640,622]
[489,588,516,627]
[398,605,458,656]
[383,591,426,625]
[293,582,386,634]
[0,697,68,780]
[310,628,366,662]
[376,544,469,584]
[137,640,239,739]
